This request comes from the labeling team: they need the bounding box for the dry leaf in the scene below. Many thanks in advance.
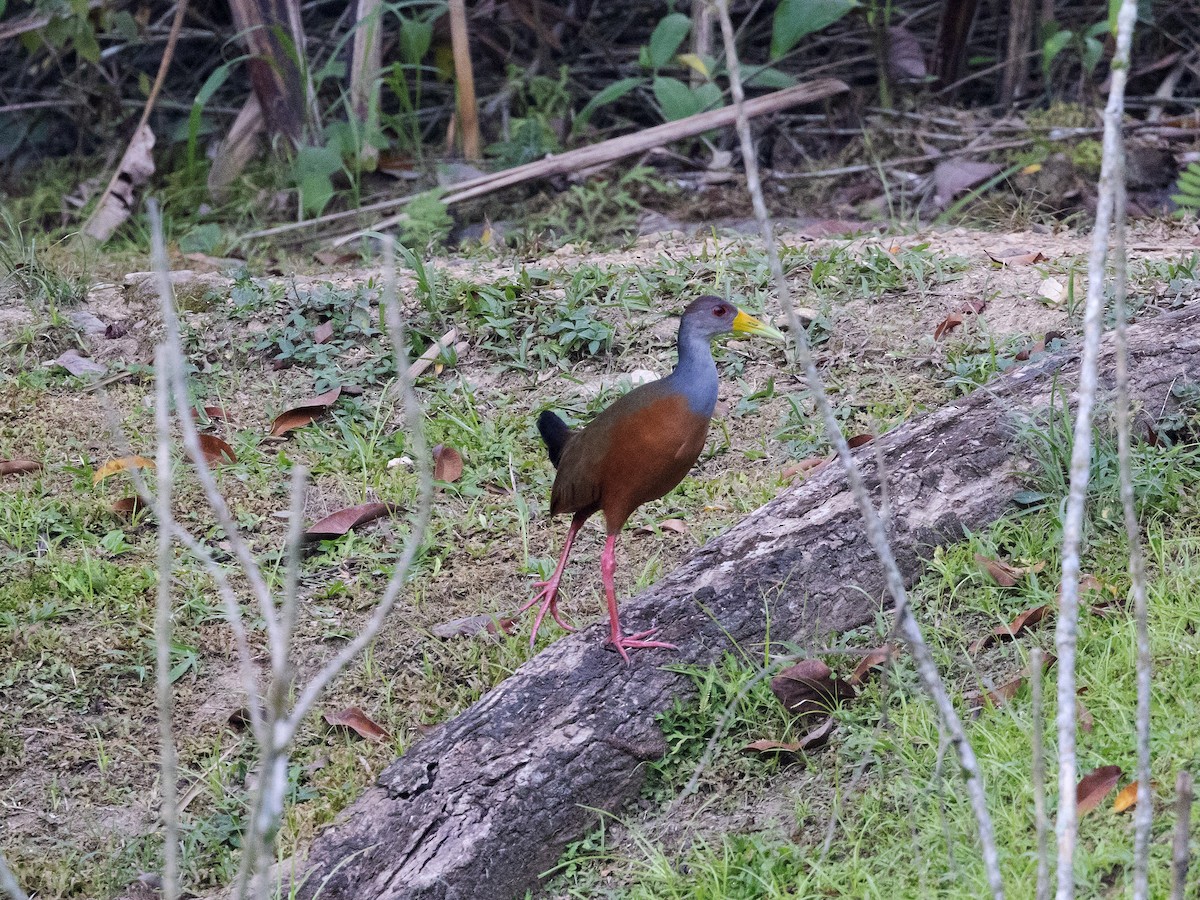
[1113,780,1146,814]
[770,660,856,720]
[1077,765,1123,817]
[194,433,237,466]
[742,738,803,756]
[634,519,688,537]
[432,444,464,483]
[0,459,42,476]
[961,299,988,315]
[431,614,518,639]
[1039,277,1068,306]
[970,604,1053,653]
[742,719,835,760]
[304,502,399,542]
[847,434,873,449]
[324,707,391,743]
[1076,696,1094,733]
[988,249,1048,266]
[886,25,926,79]
[784,456,831,479]
[975,553,1045,587]
[82,124,155,242]
[112,496,149,519]
[269,387,342,437]
[850,645,897,686]
[934,159,1001,208]
[313,320,335,344]
[1015,338,1046,362]
[50,349,106,377]
[94,455,155,484]
[934,312,964,340]
[200,404,231,422]
[313,250,358,266]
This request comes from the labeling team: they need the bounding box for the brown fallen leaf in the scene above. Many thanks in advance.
[1076,696,1094,733]
[849,645,897,686]
[432,444,464,483]
[934,312,964,340]
[324,706,391,743]
[988,249,1048,266]
[742,738,803,756]
[968,652,1057,711]
[770,659,856,721]
[269,387,342,437]
[314,250,359,266]
[313,320,335,344]
[960,299,988,315]
[0,459,42,476]
[975,553,1046,587]
[1113,780,1149,814]
[304,502,399,542]
[633,519,688,537]
[431,614,518,639]
[200,404,231,422]
[1077,765,1123,817]
[742,718,836,760]
[94,455,156,484]
[783,455,831,479]
[847,434,873,449]
[970,604,1053,653]
[112,496,149,519]
[193,433,237,466]
[1015,338,1046,362]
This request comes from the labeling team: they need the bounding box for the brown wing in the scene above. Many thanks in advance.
[549,380,709,528]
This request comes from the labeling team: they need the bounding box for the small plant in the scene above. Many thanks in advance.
[487,65,572,167]
[1171,162,1200,216]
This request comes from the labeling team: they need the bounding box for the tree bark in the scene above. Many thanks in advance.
[297,304,1200,900]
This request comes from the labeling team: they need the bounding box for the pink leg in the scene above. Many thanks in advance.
[520,513,586,647]
[601,533,677,664]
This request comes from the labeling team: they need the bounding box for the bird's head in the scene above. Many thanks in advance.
[681,295,786,342]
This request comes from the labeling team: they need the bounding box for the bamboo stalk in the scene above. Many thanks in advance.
[448,0,480,160]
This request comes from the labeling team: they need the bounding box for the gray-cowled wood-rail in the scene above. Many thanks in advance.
[524,295,786,662]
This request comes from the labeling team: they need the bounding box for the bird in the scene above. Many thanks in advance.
[522,295,785,662]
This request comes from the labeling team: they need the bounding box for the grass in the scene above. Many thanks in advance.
[1,220,1196,897]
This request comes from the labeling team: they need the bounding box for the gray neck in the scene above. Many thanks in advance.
[668,323,719,416]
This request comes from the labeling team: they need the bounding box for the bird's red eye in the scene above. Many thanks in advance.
[714,305,728,316]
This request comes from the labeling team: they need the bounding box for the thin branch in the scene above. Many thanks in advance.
[1171,771,1194,900]
[1031,647,1050,900]
[280,235,435,741]
[1113,140,1153,900]
[153,345,181,900]
[711,1,1004,895]
[147,202,285,662]
[1053,3,1139,896]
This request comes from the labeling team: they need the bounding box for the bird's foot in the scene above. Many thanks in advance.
[607,629,678,664]
[519,582,576,648]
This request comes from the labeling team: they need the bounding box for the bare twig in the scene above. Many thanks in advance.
[711,1,1004,895]
[1031,647,1050,900]
[1171,771,1194,900]
[1112,145,1153,900]
[153,346,180,900]
[1053,3,1139,896]
[407,327,459,381]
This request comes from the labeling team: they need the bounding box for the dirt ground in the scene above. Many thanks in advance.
[3,219,1200,897]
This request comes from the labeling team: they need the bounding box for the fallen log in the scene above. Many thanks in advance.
[298,303,1200,899]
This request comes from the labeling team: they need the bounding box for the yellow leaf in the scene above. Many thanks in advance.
[93,455,155,484]
[1021,163,1042,176]
[1113,780,1146,814]
[675,53,710,77]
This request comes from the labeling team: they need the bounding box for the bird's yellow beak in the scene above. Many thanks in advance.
[732,308,786,342]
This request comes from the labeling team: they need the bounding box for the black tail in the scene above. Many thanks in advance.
[537,410,571,469]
